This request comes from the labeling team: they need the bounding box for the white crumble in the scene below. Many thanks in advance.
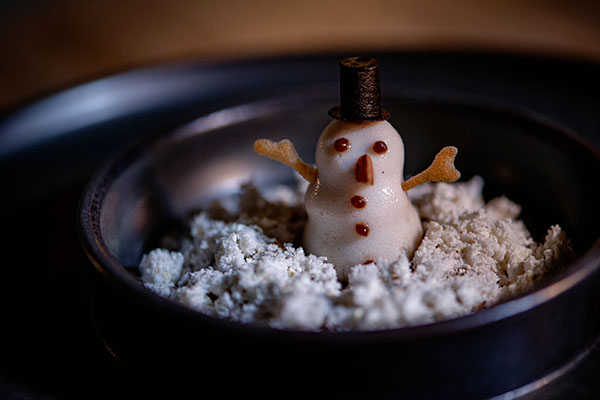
[139,176,572,331]
[139,249,184,297]
[409,175,485,223]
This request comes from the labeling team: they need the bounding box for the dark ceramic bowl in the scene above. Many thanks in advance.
[79,87,600,399]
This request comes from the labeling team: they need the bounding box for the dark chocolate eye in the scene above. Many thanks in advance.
[373,141,388,154]
[334,138,351,152]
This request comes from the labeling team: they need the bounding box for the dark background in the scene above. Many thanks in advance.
[1,0,600,112]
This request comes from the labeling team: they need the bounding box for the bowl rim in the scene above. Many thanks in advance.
[78,89,600,342]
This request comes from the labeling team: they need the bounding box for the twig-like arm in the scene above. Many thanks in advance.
[254,139,318,183]
[402,146,460,191]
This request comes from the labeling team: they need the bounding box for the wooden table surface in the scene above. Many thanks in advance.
[1,0,600,111]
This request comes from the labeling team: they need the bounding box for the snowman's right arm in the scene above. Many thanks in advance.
[254,139,317,183]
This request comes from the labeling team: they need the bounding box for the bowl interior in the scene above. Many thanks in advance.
[97,89,599,283]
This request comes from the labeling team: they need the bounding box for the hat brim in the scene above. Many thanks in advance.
[328,106,390,122]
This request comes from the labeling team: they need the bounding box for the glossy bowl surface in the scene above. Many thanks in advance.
[80,85,600,399]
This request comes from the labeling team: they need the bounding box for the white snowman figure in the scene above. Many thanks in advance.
[255,56,460,279]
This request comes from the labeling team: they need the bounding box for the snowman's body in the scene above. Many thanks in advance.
[303,119,423,279]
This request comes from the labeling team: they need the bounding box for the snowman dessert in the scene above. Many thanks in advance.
[138,56,571,331]
[254,56,460,278]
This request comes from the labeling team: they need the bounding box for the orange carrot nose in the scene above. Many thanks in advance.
[355,154,374,185]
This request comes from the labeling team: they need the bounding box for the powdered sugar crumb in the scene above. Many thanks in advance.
[139,176,571,331]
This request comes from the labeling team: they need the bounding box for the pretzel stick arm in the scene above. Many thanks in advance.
[254,139,318,183]
[402,146,460,191]
[401,170,432,192]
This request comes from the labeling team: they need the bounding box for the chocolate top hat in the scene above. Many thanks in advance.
[328,56,390,122]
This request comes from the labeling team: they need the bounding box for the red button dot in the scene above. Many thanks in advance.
[351,195,367,209]
[355,223,369,236]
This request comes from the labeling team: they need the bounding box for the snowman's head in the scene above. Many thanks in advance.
[315,119,405,188]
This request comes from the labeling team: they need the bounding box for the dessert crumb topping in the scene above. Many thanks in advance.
[139,176,571,331]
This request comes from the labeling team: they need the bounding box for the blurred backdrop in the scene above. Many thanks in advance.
[1,0,600,111]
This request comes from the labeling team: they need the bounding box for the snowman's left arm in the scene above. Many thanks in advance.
[402,146,460,191]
